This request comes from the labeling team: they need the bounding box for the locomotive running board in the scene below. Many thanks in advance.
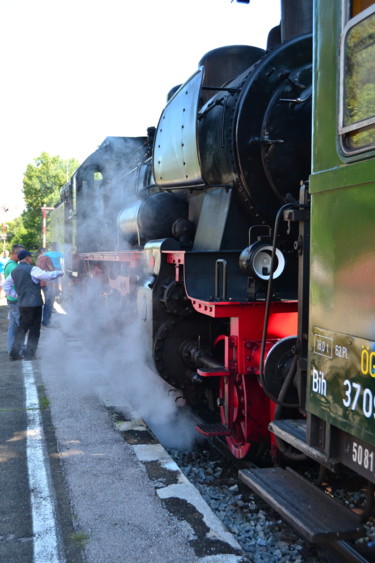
[197,368,229,377]
[269,419,338,471]
[239,466,365,542]
[196,423,231,436]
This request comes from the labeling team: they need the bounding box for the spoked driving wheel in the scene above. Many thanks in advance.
[219,371,270,459]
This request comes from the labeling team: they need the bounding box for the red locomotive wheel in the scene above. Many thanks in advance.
[219,372,270,459]
[219,373,251,458]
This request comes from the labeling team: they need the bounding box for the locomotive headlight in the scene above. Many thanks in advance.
[239,242,285,280]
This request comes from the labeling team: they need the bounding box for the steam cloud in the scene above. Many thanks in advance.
[42,137,198,452]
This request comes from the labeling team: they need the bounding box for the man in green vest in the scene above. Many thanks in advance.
[4,244,24,354]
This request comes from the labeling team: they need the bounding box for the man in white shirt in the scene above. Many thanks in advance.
[2,250,63,360]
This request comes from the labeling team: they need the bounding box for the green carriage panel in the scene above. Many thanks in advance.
[307,0,375,444]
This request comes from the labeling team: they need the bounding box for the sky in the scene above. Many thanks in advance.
[0,0,280,222]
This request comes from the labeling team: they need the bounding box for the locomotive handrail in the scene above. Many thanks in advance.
[259,200,309,407]
[215,259,227,300]
[248,225,271,245]
[201,86,239,93]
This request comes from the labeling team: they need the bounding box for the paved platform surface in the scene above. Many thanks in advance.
[0,298,244,562]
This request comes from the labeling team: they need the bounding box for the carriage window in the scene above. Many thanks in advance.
[340,5,375,153]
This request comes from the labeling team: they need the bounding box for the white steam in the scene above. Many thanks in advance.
[44,137,199,451]
[55,277,198,451]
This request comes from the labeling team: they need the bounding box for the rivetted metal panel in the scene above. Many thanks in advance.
[153,69,203,187]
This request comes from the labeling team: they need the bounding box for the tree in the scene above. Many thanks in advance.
[4,216,28,249]
[15,153,79,250]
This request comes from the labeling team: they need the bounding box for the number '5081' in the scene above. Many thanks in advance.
[352,441,374,472]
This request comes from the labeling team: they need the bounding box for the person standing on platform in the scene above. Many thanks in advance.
[45,242,63,270]
[4,244,24,354]
[0,250,9,298]
[45,242,64,296]
[2,250,64,360]
[36,248,56,328]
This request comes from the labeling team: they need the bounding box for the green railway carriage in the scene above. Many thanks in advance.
[239,1,375,548]
[307,0,375,480]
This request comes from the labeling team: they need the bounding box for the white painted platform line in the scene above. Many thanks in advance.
[23,361,62,563]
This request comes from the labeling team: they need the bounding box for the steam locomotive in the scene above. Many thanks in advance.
[51,0,375,549]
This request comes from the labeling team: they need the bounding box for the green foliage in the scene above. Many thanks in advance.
[10,153,79,251]
[4,216,28,249]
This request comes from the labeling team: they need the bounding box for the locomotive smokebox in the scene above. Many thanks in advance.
[117,192,188,245]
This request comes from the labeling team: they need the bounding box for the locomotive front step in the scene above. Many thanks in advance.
[239,466,365,543]
[269,419,338,471]
[196,423,231,436]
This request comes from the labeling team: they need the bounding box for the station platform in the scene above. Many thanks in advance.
[0,298,244,562]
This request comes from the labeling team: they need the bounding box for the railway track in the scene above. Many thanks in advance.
[109,403,351,561]
[156,411,375,562]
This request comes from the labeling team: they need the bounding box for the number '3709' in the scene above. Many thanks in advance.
[343,379,375,418]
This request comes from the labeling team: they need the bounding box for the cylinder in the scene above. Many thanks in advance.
[118,192,188,245]
[117,200,142,245]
